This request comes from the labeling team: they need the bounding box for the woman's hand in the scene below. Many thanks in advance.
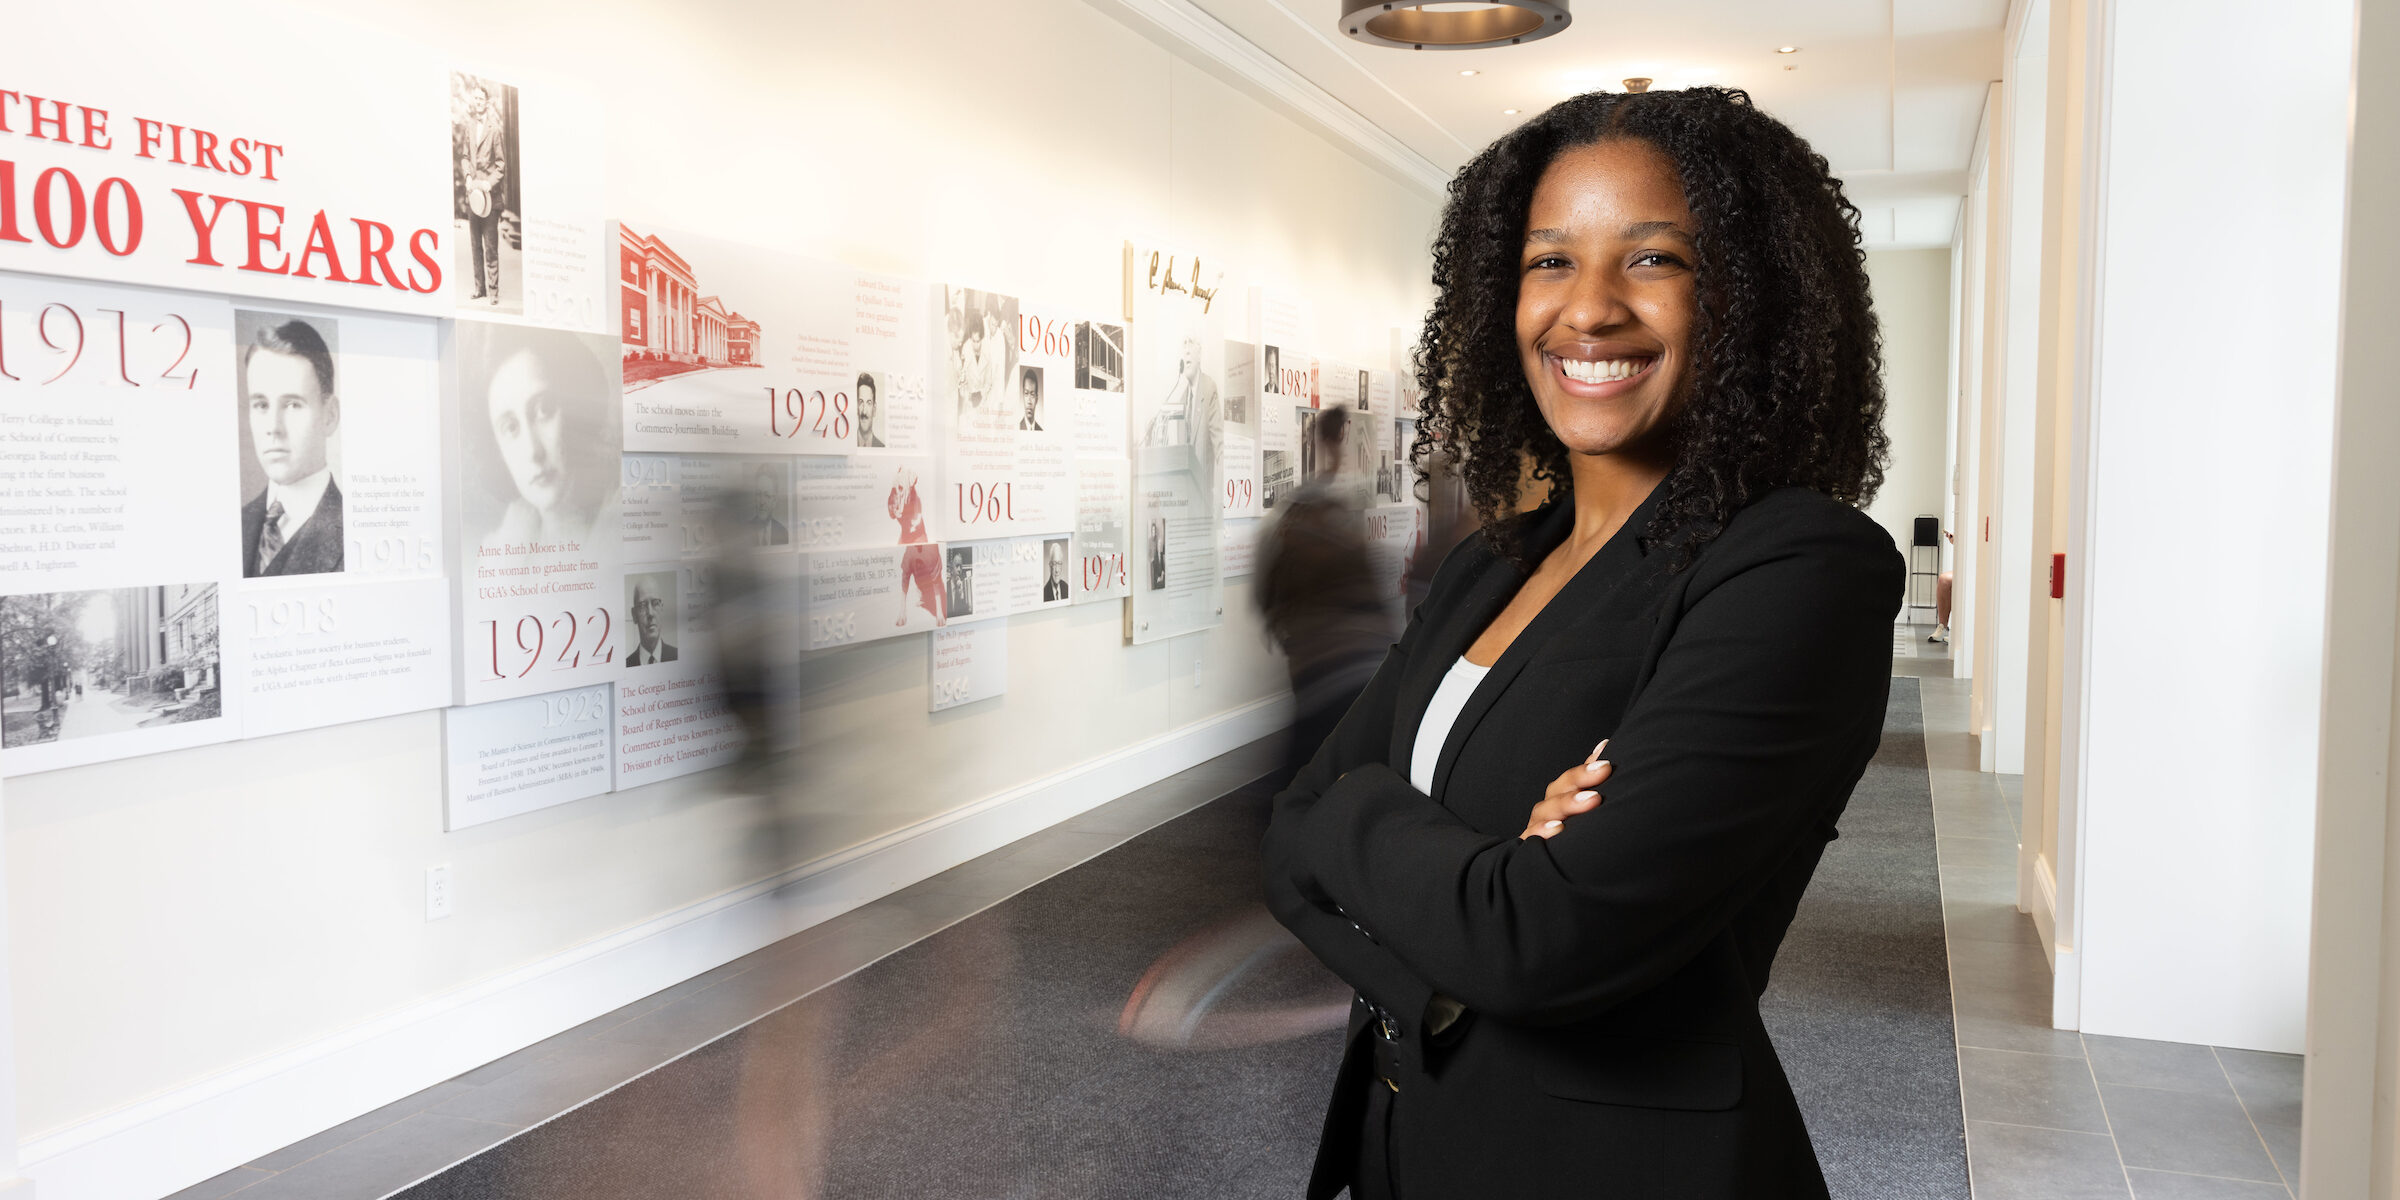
[1520,740,1611,840]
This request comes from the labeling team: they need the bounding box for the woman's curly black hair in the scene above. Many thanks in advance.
[1410,86,1888,570]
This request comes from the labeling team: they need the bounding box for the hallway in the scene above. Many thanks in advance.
[144,646,2289,1200]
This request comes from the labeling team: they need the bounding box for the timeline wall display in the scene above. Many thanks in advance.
[617,227,929,457]
[442,683,614,830]
[443,321,625,706]
[1124,244,1226,645]
[0,274,244,774]
[5,2,612,332]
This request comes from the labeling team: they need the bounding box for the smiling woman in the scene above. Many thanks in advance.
[1262,86,1903,1200]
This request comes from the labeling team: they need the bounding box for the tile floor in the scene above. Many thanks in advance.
[1919,668,2305,1199]
[168,643,2309,1200]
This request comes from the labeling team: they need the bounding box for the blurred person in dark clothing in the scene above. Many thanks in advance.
[1257,406,1396,775]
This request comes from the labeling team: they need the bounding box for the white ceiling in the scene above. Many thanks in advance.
[1184,0,2006,247]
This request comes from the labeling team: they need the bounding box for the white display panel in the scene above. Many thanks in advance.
[612,559,745,789]
[442,682,614,830]
[1221,339,1261,518]
[1367,503,1420,604]
[799,543,947,651]
[1,2,610,330]
[1221,516,1257,579]
[928,622,1005,712]
[0,274,243,773]
[617,227,928,456]
[933,287,1078,541]
[1072,457,1131,605]
[1125,246,1225,644]
[443,321,625,705]
[229,302,452,737]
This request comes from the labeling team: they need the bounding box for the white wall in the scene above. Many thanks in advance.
[1986,0,2049,776]
[1865,248,1955,613]
[5,0,1438,1184]
[2070,0,2350,1052]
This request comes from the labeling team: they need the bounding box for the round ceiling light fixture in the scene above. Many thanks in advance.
[1776,45,1800,54]
[1622,77,1653,92]
[1339,1,1573,51]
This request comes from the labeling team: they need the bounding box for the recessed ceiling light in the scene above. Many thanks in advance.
[1503,107,1521,114]
[1776,45,1800,53]
[1460,69,1481,76]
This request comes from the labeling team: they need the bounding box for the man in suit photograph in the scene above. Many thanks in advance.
[626,574,679,667]
[457,81,509,303]
[1042,538,1070,602]
[748,465,790,546]
[856,372,885,448]
[239,317,344,578]
[1018,366,1044,432]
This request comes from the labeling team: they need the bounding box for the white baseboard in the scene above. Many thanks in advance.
[24,695,1292,1200]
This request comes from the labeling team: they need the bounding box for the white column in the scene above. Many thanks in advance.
[2066,0,2353,1050]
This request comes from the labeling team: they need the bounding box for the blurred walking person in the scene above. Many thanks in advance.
[1256,406,1395,775]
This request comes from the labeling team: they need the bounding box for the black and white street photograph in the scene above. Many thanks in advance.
[235,311,345,579]
[1,584,221,746]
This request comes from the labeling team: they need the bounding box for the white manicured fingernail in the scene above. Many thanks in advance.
[1543,820,1563,830]
[1586,759,1608,773]
[1573,790,1597,803]
[1588,738,1610,761]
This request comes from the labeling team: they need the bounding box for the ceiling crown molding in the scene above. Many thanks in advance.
[1095,0,1454,201]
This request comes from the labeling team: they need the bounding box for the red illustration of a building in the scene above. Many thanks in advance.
[619,224,762,379]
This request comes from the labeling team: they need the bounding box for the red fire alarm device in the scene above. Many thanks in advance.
[2050,553,2066,599]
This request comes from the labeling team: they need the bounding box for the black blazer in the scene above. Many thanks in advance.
[241,481,345,578]
[1263,484,1902,1200]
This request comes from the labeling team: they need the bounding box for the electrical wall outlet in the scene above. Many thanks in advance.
[425,865,452,921]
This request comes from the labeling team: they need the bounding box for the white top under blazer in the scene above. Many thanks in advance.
[1409,657,1491,794]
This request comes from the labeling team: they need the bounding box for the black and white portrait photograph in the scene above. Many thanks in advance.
[944,287,1019,424]
[1041,537,1070,603]
[1358,369,1372,413]
[1296,406,1320,482]
[944,546,976,618]
[235,311,344,579]
[624,571,679,668]
[1263,344,1282,395]
[1075,322,1125,392]
[1146,516,1167,591]
[855,371,886,449]
[450,71,522,314]
[458,325,623,556]
[737,462,790,547]
[1,583,221,746]
[1017,365,1045,432]
[1378,448,1397,501]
